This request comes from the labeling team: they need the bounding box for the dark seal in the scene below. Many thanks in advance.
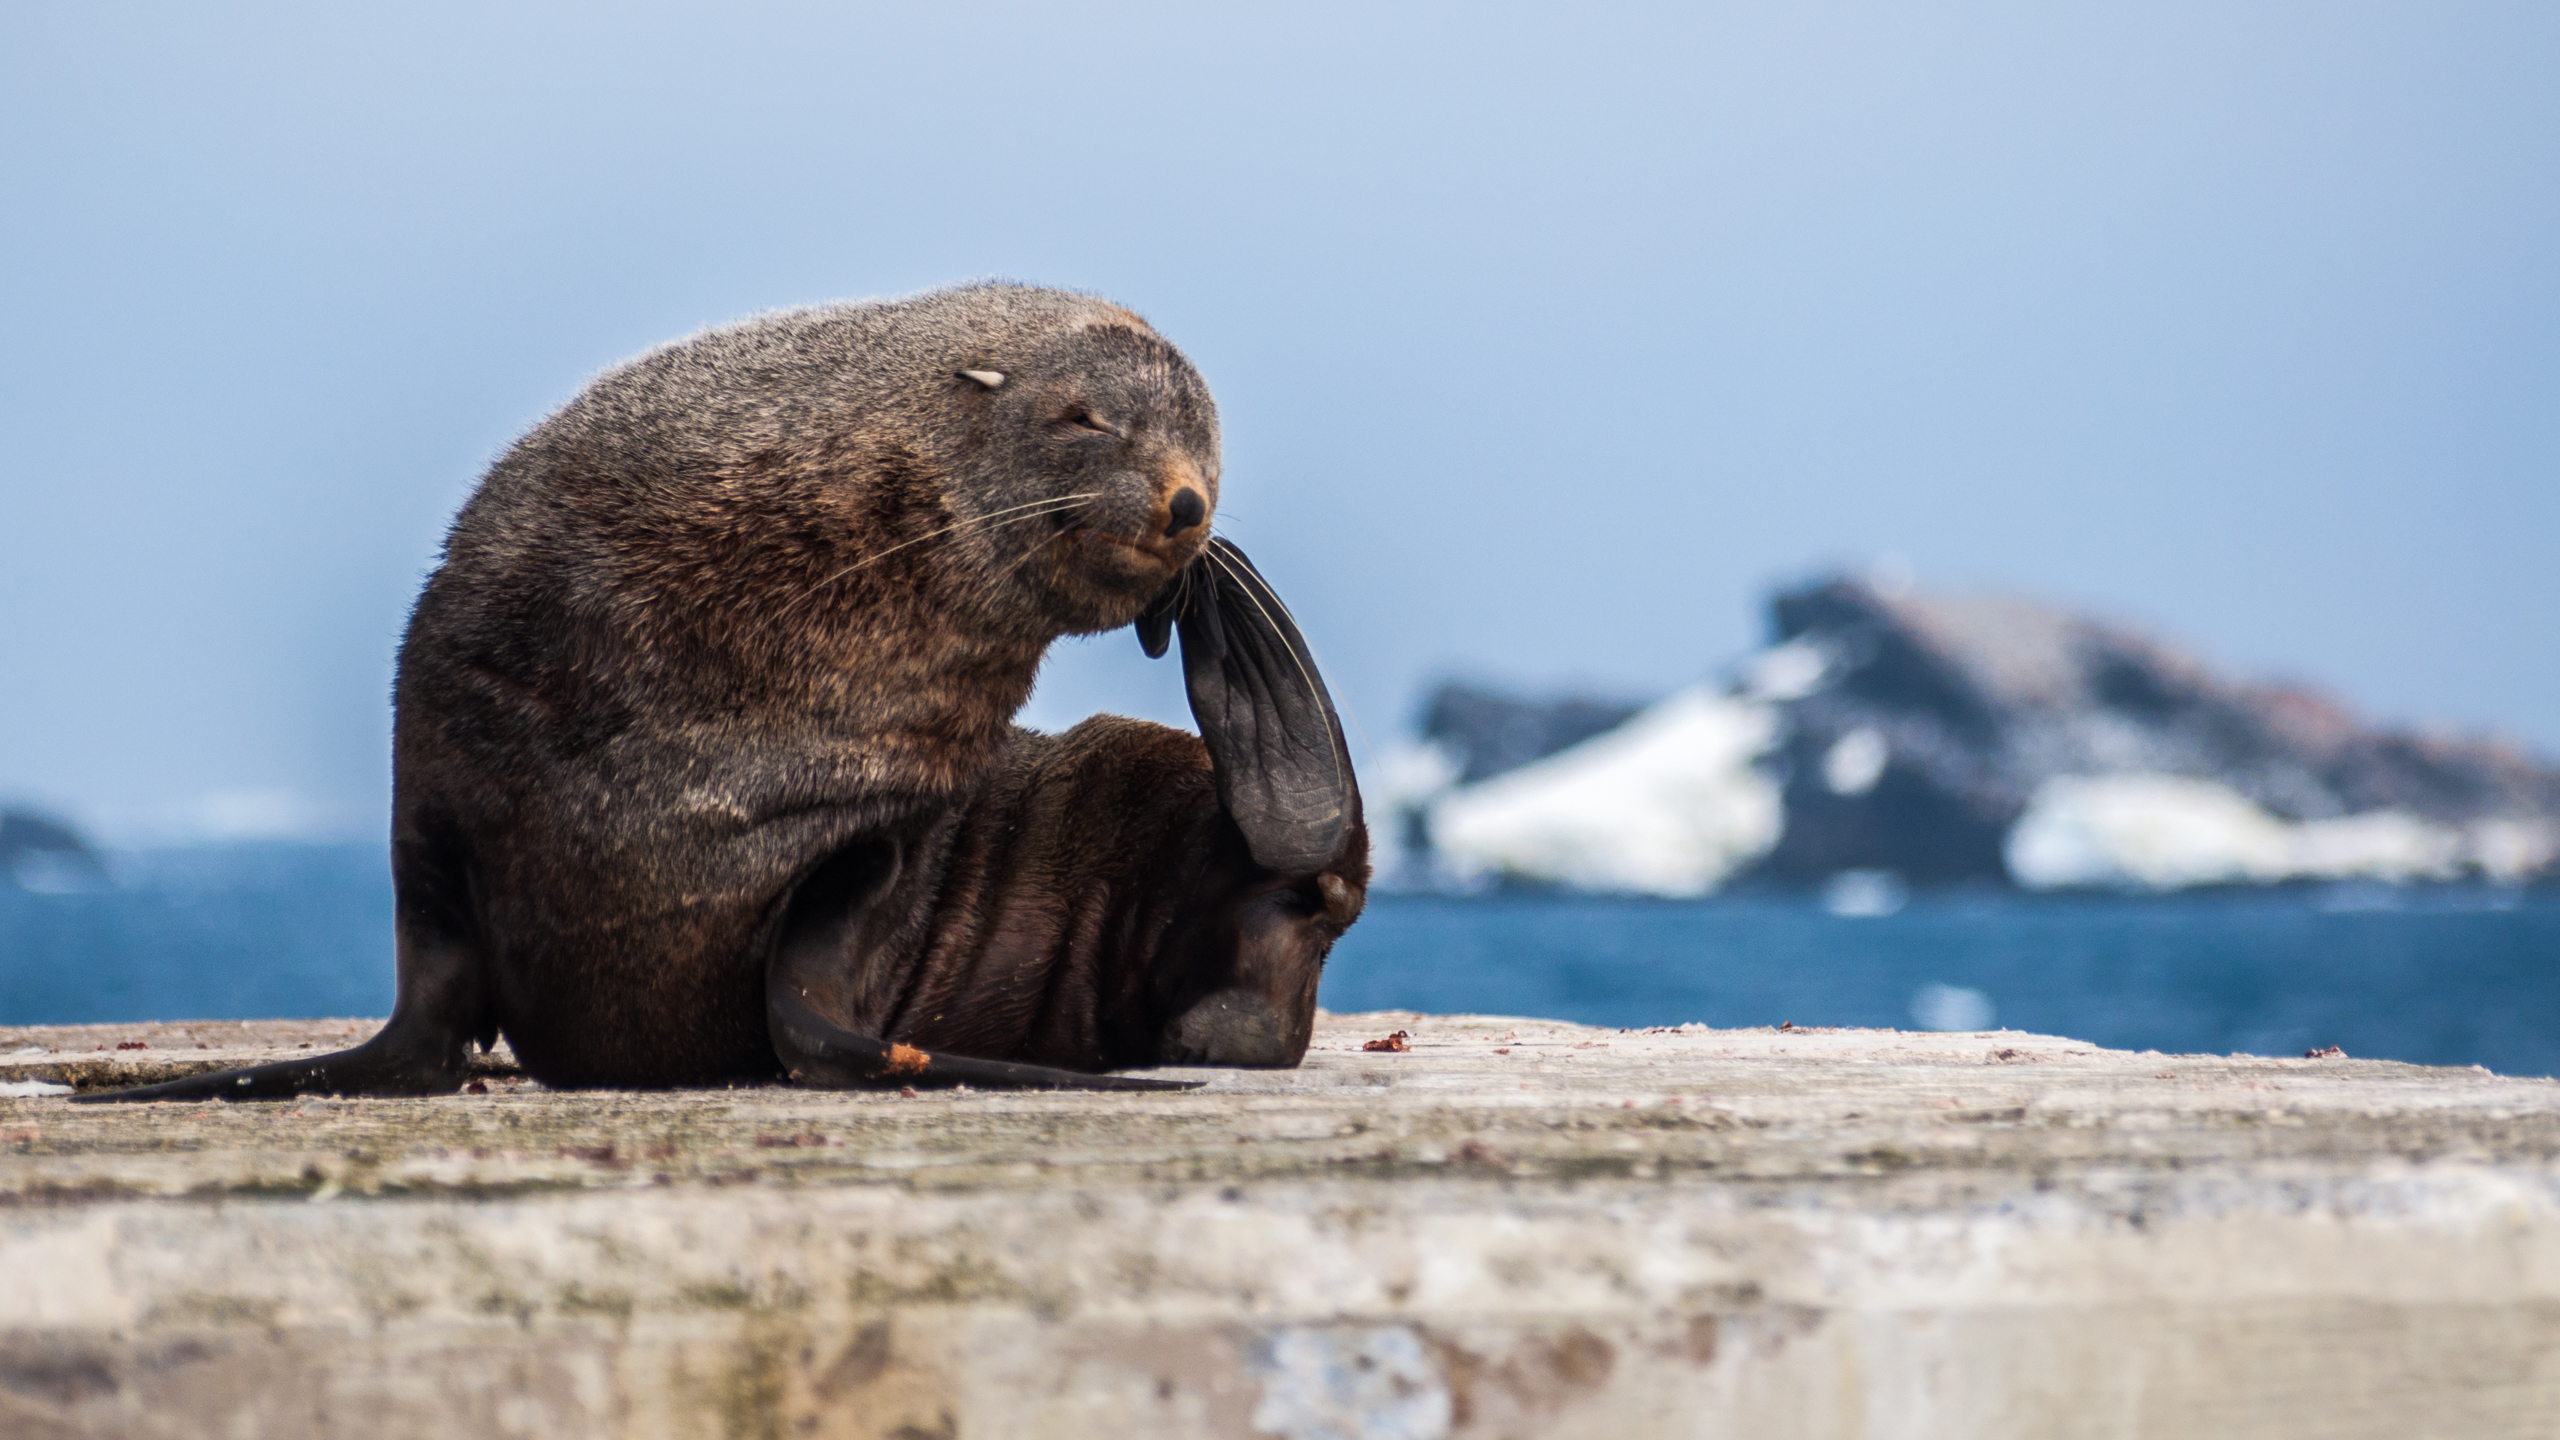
[88,283,1367,1101]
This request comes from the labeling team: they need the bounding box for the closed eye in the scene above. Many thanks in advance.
[1057,409,1121,438]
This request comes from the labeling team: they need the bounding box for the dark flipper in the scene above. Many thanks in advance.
[67,1021,474,1103]
[71,940,481,1102]
[766,838,1201,1093]
[77,834,487,1102]
[1136,584,1177,659]
[768,988,1199,1092]
[1138,537,1352,875]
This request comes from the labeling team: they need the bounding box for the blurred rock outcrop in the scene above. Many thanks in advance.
[1419,685,1644,785]
[1398,575,2560,893]
[1755,577,2560,888]
[1,809,111,892]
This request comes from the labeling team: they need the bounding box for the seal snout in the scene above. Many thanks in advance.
[1164,487,1206,538]
[1161,989,1293,1067]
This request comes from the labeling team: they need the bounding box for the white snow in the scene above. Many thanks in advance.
[1362,740,1463,815]
[2004,774,2476,890]
[1821,727,1888,796]
[1736,639,1834,702]
[1426,685,1783,896]
[2469,818,2560,883]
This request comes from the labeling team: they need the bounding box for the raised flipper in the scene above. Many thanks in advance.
[1136,536,1354,876]
[76,833,488,1102]
[767,838,1200,1092]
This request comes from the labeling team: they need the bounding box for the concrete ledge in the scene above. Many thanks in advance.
[5,1012,2557,1438]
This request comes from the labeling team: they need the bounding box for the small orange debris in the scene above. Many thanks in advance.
[1362,1031,1411,1053]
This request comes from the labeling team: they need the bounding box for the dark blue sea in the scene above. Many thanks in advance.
[6,844,2556,1075]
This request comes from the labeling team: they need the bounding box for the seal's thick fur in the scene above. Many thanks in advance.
[89,284,1366,1101]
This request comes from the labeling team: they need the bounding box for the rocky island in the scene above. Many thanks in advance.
[0,809,109,894]
[1400,576,2560,896]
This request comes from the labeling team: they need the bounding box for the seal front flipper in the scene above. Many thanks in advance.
[1152,537,1353,876]
[1135,576,1179,659]
[765,838,1200,1093]
[767,988,1198,1092]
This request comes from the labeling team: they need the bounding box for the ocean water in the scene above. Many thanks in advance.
[2,845,399,1027]
[1325,888,2560,1075]
[6,844,2556,1075]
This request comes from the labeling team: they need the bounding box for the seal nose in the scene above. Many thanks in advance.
[1164,487,1206,538]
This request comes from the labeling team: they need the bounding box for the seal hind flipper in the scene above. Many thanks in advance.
[78,840,487,1102]
[68,1027,474,1103]
[1162,537,1353,876]
[74,987,480,1103]
[767,987,1199,1092]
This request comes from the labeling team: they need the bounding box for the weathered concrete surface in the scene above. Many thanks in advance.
[5,1012,2559,1439]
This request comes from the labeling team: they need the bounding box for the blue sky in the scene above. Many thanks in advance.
[3,2,2554,839]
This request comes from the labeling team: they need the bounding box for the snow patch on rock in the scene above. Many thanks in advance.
[2003,774,2511,890]
[1427,686,1783,896]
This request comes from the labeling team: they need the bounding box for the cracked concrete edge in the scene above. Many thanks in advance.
[6,1168,2560,1438]
[7,1012,2560,1437]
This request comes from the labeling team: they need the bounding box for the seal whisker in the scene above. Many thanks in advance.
[986,521,1073,588]
[968,491,1125,592]
[900,502,1091,600]
[847,492,1101,574]
[776,491,1103,622]
[992,491,1115,581]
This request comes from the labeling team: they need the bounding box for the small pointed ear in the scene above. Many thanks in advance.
[1172,538,1355,875]
[957,369,1006,390]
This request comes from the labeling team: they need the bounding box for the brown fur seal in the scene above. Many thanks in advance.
[87,283,1367,1101]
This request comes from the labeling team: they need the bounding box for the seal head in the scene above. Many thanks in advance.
[953,318,1222,637]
